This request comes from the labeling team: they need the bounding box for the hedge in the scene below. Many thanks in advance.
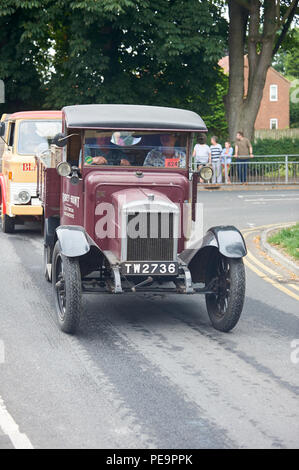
[252,138,299,156]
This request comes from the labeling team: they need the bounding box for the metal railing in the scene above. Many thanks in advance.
[193,155,299,185]
[2,154,299,185]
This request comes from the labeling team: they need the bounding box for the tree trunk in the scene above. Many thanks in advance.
[226,0,297,143]
[226,0,248,142]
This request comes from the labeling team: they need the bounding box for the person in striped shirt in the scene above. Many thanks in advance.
[210,136,222,184]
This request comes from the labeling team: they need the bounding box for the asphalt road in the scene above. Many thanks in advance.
[0,189,298,449]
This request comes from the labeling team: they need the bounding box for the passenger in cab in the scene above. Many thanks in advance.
[143,134,186,168]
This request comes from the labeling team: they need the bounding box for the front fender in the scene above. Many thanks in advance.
[0,174,7,215]
[56,225,90,258]
[180,225,247,265]
[179,225,247,283]
[208,226,247,258]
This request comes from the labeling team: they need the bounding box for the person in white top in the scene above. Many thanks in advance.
[192,133,211,183]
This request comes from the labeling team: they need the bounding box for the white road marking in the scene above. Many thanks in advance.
[244,198,299,202]
[0,396,33,449]
[240,193,299,198]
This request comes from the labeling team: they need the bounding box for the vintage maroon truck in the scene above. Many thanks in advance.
[37,104,246,334]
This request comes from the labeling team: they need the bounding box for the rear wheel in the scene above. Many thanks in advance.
[205,255,245,332]
[52,241,82,334]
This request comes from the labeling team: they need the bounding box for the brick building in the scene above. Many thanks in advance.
[219,55,290,130]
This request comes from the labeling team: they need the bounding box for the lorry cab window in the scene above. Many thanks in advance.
[83,130,187,168]
[18,120,61,155]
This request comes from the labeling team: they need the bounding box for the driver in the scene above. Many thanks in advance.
[143,134,185,168]
[85,136,131,166]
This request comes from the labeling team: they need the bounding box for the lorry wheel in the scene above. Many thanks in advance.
[52,241,82,334]
[2,212,15,234]
[205,255,245,332]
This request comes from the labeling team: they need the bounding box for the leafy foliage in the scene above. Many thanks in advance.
[0,0,228,129]
[0,0,53,112]
[202,71,228,140]
[273,27,299,128]
[45,0,227,113]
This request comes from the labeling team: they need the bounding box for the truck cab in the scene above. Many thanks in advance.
[38,104,247,334]
[0,111,62,233]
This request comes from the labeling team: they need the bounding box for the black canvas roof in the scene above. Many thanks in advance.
[63,104,207,131]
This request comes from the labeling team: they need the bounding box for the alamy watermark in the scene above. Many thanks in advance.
[290,79,299,104]
[0,340,4,364]
[290,339,299,365]
[93,200,204,242]
[0,79,5,104]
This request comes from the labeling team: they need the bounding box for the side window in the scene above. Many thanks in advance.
[67,133,82,164]
[8,122,15,147]
[269,84,278,102]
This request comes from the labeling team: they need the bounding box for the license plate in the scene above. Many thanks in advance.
[121,262,178,276]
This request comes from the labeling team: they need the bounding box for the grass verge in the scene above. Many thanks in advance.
[268,223,299,261]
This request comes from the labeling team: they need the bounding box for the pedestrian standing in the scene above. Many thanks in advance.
[210,136,222,184]
[221,141,233,184]
[192,133,211,182]
[234,131,254,183]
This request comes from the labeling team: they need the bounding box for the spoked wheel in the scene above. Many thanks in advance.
[205,255,245,332]
[52,241,82,334]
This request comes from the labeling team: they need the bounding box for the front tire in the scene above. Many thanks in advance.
[2,212,15,234]
[205,255,245,332]
[52,241,82,334]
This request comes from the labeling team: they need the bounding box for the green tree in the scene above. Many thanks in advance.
[0,0,228,134]
[283,27,299,77]
[272,27,299,128]
[0,0,54,114]
[44,0,228,118]
[202,71,229,139]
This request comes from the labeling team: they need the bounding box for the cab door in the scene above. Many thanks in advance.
[60,175,84,226]
[2,120,15,170]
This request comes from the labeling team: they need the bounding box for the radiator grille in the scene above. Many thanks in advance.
[126,212,175,261]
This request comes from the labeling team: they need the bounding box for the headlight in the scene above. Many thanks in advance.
[199,165,213,182]
[17,191,31,204]
[57,161,72,177]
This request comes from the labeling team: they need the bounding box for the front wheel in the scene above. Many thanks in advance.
[2,212,15,233]
[205,256,245,332]
[52,241,82,334]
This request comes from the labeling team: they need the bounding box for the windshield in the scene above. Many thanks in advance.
[18,120,62,155]
[83,130,188,169]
